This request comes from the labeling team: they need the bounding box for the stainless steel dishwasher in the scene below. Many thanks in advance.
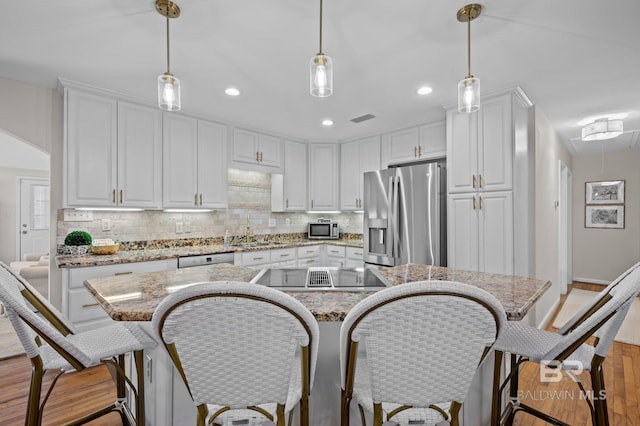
[177,252,235,268]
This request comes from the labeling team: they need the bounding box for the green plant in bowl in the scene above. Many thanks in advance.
[64,231,93,246]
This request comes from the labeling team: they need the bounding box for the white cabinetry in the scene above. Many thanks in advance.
[65,89,162,208]
[62,259,177,331]
[446,89,533,277]
[325,245,346,268]
[345,246,364,269]
[163,115,228,209]
[308,143,339,211]
[272,140,307,211]
[340,136,380,211]
[270,248,297,268]
[384,120,445,166]
[232,128,282,170]
[297,245,321,267]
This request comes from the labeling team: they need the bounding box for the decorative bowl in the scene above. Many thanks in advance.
[90,243,120,255]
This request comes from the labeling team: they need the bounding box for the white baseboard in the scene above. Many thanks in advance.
[573,277,611,285]
[537,298,560,329]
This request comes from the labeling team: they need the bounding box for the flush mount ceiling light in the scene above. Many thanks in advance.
[457,4,482,113]
[581,118,624,141]
[156,0,181,111]
[310,0,333,97]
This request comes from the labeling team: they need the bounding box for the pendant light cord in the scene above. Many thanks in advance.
[318,0,323,54]
[166,15,171,74]
[466,14,471,78]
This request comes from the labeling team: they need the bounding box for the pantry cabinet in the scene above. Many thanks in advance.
[340,136,380,211]
[65,90,162,208]
[308,143,339,211]
[162,115,228,209]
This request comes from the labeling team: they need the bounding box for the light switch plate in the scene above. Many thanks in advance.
[63,210,93,222]
[285,218,291,227]
[268,218,276,227]
[101,218,111,231]
[184,222,192,233]
[175,222,183,234]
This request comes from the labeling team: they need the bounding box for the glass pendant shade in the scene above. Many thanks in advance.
[458,76,480,113]
[581,118,623,141]
[158,73,181,111]
[310,53,333,97]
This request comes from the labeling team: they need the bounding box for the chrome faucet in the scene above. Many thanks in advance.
[245,215,253,244]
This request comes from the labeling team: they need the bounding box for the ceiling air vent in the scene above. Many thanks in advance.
[350,114,376,123]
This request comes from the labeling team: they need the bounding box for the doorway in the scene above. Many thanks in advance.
[557,161,573,294]
[17,177,50,261]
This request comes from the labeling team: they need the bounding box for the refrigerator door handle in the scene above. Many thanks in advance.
[387,175,395,260]
[391,175,400,264]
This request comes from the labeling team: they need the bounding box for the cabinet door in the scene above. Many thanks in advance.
[387,127,419,165]
[258,134,282,168]
[66,90,117,207]
[447,193,480,272]
[446,109,478,194]
[283,140,307,210]
[197,120,228,209]
[479,95,513,192]
[117,101,162,208]
[163,114,199,208]
[419,120,446,159]
[479,191,513,275]
[340,141,360,211]
[232,128,259,164]
[308,144,339,211]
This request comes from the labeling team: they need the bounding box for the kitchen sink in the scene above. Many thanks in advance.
[250,266,390,292]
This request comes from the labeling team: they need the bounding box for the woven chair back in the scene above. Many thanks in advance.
[341,280,505,407]
[153,281,319,409]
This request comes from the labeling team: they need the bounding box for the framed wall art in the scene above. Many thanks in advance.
[585,180,625,204]
[585,205,625,229]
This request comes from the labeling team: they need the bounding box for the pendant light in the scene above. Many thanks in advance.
[156,0,181,111]
[310,0,333,97]
[457,4,482,113]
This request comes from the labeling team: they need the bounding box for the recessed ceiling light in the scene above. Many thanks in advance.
[322,119,334,126]
[417,86,433,95]
[225,87,240,96]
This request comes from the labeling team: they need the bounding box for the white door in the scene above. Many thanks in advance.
[19,178,50,260]
[162,114,199,208]
[479,191,514,275]
[197,120,228,209]
[447,193,480,272]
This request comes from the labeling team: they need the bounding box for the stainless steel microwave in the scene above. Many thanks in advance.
[308,221,339,239]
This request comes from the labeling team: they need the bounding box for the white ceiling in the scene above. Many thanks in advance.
[1,0,639,156]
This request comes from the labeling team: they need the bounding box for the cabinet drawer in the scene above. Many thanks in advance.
[297,245,321,259]
[346,247,364,259]
[68,259,176,289]
[298,257,321,267]
[326,246,346,257]
[240,250,271,266]
[67,288,111,323]
[270,248,296,262]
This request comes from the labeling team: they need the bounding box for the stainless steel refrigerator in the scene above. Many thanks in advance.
[363,160,446,267]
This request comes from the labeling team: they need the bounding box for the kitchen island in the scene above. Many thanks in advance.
[84,263,551,426]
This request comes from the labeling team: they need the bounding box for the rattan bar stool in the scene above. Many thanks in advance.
[0,261,155,426]
[491,262,640,426]
[152,281,319,426]
[339,280,506,426]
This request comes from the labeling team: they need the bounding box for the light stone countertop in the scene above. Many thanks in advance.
[56,239,363,269]
[84,263,551,322]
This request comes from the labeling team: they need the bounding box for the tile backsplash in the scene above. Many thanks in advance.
[57,169,363,245]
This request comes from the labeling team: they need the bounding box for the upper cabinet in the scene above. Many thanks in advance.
[447,95,513,194]
[65,89,162,208]
[340,136,381,211]
[163,114,227,209]
[384,120,445,166]
[308,143,339,211]
[232,128,283,172]
[272,140,307,211]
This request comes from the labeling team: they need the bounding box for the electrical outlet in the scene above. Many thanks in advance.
[285,218,291,227]
[268,218,276,228]
[184,222,192,233]
[345,218,350,227]
[175,222,183,234]
[63,210,93,222]
[101,218,111,231]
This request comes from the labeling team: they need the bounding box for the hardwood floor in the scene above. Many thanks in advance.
[0,282,637,425]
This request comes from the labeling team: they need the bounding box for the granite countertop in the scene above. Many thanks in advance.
[84,263,550,322]
[56,239,364,269]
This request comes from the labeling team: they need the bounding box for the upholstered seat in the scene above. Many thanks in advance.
[339,280,506,426]
[152,281,319,426]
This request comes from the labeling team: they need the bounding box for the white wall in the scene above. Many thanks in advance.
[533,106,573,326]
[0,76,63,308]
[572,150,640,283]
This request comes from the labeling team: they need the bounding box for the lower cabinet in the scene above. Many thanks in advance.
[325,245,346,268]
[297,245,322,267]
[62,259,177,331]
[345,247,364,269]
